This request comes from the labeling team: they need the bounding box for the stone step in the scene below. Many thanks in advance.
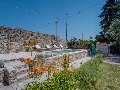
[16,67,29,77]
[14,64,28,70]
[106,57,120,60]
[17,73,30,83]
[4,58,24,63]
[4,60,28,70]
[106,57,120,63]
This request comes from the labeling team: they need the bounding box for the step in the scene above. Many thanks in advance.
[16,67,29,77]
[14,63,28,70]
[106,57,120,60]
[3,58,24,63]
[17,73,30,83]
[4,60,28,70]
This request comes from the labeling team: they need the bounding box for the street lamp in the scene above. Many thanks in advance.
[66,14,68,41]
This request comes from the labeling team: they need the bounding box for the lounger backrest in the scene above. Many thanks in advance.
[46,45,51,48]
[53,44,58,48]
[35,45,41,49]
[60,45,63,48]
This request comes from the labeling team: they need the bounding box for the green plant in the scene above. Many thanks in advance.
[25,47,30,52]
[74,54,104,90]
[95,49,100,54]
[23,54,105,90]
[42,70,76,90]
[24,69,77,90]
[0,60,4,68]
[68,37,96,49]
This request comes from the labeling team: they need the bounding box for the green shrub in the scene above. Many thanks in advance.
[41,70,76,90]
[26,47,30,52]
[0,60,4,68]
[24,70,77,90]
[95,49,101,54]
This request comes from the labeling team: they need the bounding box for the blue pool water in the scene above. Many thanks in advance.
[52,49,80,55]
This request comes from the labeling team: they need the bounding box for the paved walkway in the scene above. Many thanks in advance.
[0,56,92,90]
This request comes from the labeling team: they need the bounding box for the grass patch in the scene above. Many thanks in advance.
[73,54,104,90]
[96,62,120,90]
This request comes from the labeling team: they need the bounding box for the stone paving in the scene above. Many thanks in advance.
[0,56,92,90]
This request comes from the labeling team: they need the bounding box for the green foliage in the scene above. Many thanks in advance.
[97,0,120,43]
[74,54,104,90]
[68,37,95,49]
[96,61,120,90]
[24,57,120,90]
[108,18,120,45]
[95,49,101,54]
[95,34,107,43]
[99,0,120,31]
[40,70,76,90]
[0,60,4,68]
[24,70,76,90]
[25,47,30,52]
[24,54,105,90]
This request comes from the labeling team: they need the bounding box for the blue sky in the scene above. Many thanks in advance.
[0,0,106,40]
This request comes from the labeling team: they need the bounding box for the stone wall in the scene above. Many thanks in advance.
[44,50,88,66]
[0,68,4,85]
[96,42,111,55]
[0,26,67,54]
[0,49,88,84]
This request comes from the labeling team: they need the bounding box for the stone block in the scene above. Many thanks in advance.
[4,65,17,84]
[0,68,5,83]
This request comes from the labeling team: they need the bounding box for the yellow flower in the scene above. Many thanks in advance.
[66,57,69,61]
[60,61,64,66]
[31,67,39,74]
[68,54,72,57]
[65,64,68,66]
[69,68,74,72]
[31,40,38,45]
[24,58,31,64]
[27,40,32,45]
[51,60,56,65]
[49,64,54,69]
[35,58,41,63]
[59,55,63,58]
[39,66,46,73]
[53,69,59,74]
[63,54,67,58]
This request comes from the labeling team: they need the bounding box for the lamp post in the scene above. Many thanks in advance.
[66,14,68,41]
[82,32,83,40]
[55,17,58,41]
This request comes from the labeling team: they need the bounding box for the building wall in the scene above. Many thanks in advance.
[0,26,67,54]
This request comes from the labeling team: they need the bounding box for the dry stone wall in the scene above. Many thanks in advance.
[0,68,4,85]
[43,50,88,67]
[0,26,67,54]
[0,49,88,85]
[96,42,111,55]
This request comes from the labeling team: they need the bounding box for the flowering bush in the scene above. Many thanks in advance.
[23,53,77,89]
[23,54,57,79]
[23,54,104,90]
[24,40,38,55]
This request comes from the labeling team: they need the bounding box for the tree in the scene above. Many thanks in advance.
[108,18,120,44]
[98,0,120,43]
